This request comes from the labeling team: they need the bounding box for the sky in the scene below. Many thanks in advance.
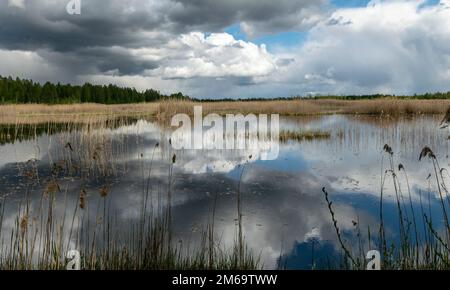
[1,0,450,98]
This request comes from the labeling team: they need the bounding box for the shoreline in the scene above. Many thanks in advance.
[0,99,449,125]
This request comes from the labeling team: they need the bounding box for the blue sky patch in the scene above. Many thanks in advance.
[224,24,308,52]
[331,0,370,8]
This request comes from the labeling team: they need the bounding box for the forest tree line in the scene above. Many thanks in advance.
[2,75,450,104]
[0,75,189,104]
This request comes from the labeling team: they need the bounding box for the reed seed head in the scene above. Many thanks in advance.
[44,180,60,198]
[20,214,28,234]
[79,189,86,209]
[383,144,393,155]
[419,146,435,161]
[99,185,109,198]
[65,142,73,151]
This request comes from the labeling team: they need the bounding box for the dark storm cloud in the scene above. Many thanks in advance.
[2,1,449,97]
[0,2,162,51]
[168,0,327,35]
[79,48,160,75]
[0,0,325,49]
[0,0,326,79]
[0,0,327,51]
[34,48,159,78]
[0,1,173,79]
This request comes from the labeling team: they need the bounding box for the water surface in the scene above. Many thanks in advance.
[0,115,448,269]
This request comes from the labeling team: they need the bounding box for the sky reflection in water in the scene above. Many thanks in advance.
[0,115,448,269]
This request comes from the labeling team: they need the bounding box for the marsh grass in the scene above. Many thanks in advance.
[279,130,331,143]
[0,196,259,270]
[0,118,260,270]
[2,106,450,270]
[0,103,159,117]
[156,99,450,119]
[323,145,450,270]
[2,98,449,125]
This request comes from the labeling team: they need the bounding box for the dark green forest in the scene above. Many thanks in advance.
[1,75,450,104]
[0,75,189,104]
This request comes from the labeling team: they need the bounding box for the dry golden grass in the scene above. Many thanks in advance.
[1,98,450,124]
[0,103,159,124]
[156,99,323,118]
[339,98,450,115]
[279,129,331,143]
[156,98,450,118]
[0,103,159,116]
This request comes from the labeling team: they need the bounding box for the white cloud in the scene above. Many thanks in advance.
[2,0,450,98]
[152,32,278,79]
[279,0,450,95]
[8,0,25,8]
[0,49,58,81]
[83,0,450,97]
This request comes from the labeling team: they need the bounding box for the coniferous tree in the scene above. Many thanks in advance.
[0,75,190,104]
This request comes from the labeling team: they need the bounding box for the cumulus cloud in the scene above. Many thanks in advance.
[167,0,327,37]
[153,32,277,79]
[281,0,450,95]
[0,0,321,95]
[1,0,450,97]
